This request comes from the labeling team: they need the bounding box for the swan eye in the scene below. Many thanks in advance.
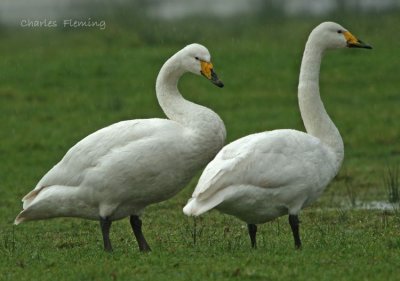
[337,30,342,34]
[195,57,199,61]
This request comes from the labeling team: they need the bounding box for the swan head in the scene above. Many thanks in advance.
[179,43,224,88]
[310,22,372,50]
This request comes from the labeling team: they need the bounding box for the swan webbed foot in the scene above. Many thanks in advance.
[288,214,302,249]
[130,215,151,252]
[100,216,113,252]
[247,224,258,249]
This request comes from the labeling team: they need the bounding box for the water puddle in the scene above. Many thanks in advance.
[335,200,400,211]
[353,200,399,211]
[313,201,400,212]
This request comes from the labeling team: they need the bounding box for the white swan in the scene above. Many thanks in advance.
[15,43,226,252]
[183,22,371,249]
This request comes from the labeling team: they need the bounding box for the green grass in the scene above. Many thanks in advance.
[385,165,399,203]
[1,12,400,281]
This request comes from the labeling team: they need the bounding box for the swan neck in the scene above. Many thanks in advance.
[298,39,344,169]
[155,52,226,151]
[299,42,323,84]
[156,55,186,121]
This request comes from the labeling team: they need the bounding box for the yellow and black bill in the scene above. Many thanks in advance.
[344,31,372,49]
[200,61,224,88]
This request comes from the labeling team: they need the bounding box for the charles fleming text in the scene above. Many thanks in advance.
[20,18,106,30]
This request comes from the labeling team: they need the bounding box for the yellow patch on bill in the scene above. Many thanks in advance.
[200,61,213,79]
[343,31,358,44]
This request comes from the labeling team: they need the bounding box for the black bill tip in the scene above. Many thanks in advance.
[348,39,372,49]
[210,69,224,88]
[213,80,224,88]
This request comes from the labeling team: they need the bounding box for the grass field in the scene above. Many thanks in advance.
[1,11,400,281]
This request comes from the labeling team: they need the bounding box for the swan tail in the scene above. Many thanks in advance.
[14,205,49,225]
[15,185,79,225]
[14,200,50,225]
[21,186,48,209]
[14,209,30,225]
[16,186,49,224]
[183,193,224,217]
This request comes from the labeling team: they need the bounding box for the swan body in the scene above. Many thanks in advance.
[184,22,371,248]
[185,129,338,223]
[15,43,226,252]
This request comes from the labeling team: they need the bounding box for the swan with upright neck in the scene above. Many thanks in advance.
[183,22,371,249]
[15,43,226,252]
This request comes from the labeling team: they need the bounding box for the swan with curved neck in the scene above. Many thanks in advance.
[183,22,371,249]
[15,43,226,252]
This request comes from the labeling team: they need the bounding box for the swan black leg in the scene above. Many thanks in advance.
[288,214,302,249]
[130,215,151,252]
[100,216,113,252]
[247,224,258,249]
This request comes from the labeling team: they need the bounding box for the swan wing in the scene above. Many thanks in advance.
[192,129,334,202]
[192,133,257,199]
[31,118,182,191]
[21,118,187,209]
